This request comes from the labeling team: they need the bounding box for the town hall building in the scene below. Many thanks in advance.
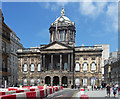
[17,8,103,88]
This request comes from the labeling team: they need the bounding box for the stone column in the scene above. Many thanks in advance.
[40,55,42,71]
[60,54,62,71]
[51,55,53,70]
[71,54,73,72]
[59,77,62,86]
[51,77,53,86]
[68,54,70,71]
[43,54,45,71]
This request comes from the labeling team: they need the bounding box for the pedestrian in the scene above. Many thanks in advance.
[78,84,80,90]
[113,85,118,98]
[75,84,76,89]
[106,84,111,97]
[92,85,93,91]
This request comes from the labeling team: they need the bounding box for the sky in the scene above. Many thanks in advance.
[1,1,118,52]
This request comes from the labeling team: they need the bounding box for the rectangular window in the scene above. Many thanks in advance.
[31,64,34,71]
[60,31,64,41]
[83,78,87,86]
[23,78,27,85]
[2,41,6,52]
[38,64,41,71]
[24,64,27,72]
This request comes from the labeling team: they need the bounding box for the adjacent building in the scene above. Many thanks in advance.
[0,9,23,86]
[9,31,23,86]
[95,44,110,81]
[104,51,120,86]
[17,8,103,88]
[0,9,11,86]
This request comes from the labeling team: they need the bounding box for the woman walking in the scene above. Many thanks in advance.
[113,85,118,98]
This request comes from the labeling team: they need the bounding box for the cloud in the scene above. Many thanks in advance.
[79,1,118,32]
[43,2,68,11]
[106,3,118,32]
[79,0,107,18]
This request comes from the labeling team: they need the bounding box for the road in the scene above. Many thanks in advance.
[44,88,78,99]
[44,88,120,99]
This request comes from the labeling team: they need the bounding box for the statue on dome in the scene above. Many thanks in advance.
[61,8,65,16]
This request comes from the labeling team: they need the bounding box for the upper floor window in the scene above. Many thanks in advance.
[38,64,41,71]
[2,41,6,52]
[64,62,68,70]
[83,62,88,71]
[24,64,27,72]
[75,63,80,71]
[31,64,34,71]
[59,30,64,41]
[91,62,96,71]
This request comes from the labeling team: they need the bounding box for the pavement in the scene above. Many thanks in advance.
[44,88,120,99]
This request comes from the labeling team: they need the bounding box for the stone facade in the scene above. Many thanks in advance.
[9,31,23,86]
[0,9,23,87]
[0,9,11,86]
[17,8,103,88]
[104,52,120,86]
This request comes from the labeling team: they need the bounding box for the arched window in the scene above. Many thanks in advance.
[83,62,88,71]
[75,63,80,71]
[83,78,87,86]
[31,64,34,71]
[30,78,34,85]
[91,62,96,71]
[23,78,27,85]
[24,64,27,72]
[75,78,80,85]
[38,64,41,71]
[64,63,68,70]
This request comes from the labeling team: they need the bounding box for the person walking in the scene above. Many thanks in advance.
[113,85,118,98]
[106,84,111,97]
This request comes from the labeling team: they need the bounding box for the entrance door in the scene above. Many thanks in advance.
[62,76,68,88]
[53,76,59,86]
[45,76,51,86]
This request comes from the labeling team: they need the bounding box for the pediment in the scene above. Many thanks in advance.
[46,43,68,49]
[40,41,73,50]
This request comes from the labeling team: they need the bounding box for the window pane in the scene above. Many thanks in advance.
[38,64,41,71]
[75,78,80,85]
[23,79,27,85]
[30,79,34,85]
[83,63,87,71]
[60,31,64,41]
[75,63,80,71]
[83,78,87,86]
[31,64,34,71]
[24,64,27,71]
[91,63,96,71]
[64,63,68,70]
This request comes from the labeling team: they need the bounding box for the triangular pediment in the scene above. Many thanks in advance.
[46,43,68,49]
[40,41,73,50]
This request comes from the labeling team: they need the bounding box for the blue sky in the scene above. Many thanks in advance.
[1,2,118,52]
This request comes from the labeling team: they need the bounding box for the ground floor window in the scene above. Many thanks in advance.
[75,78,80,85]
[30,79,34,85]
[91,79,95,85]
[83,78,87,86]
[23,78,27,85]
